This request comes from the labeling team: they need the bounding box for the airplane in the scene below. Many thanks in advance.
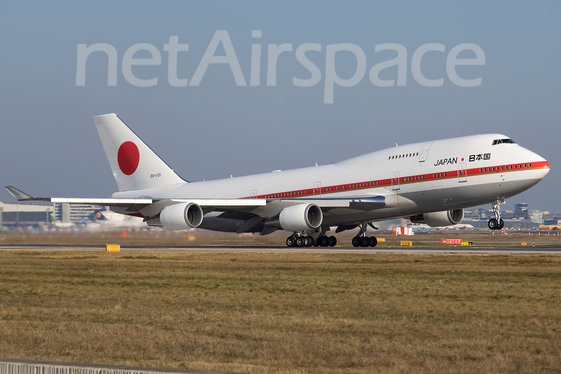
[73,208,147,232]
[92,208,145,228]
[5,113,550,247]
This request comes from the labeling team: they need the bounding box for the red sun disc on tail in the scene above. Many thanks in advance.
[117,141,140,175]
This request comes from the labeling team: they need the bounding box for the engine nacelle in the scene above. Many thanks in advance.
[273,203,323,232]
[410,209,464,227]
[159,202,204,230]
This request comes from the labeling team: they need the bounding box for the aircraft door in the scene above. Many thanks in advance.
[391,171,400,191]
[418,142,432,162]
[458,163,467,183]
[314,181,322,196]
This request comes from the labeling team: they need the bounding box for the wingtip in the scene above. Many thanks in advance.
[4,186,36,201]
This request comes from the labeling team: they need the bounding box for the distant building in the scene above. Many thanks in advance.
[529,209,544,224]
[544,214,561,225]
[502,210,514,220]
[0,201,107,229]
[464,208,488,220]
[53,203,104,223]
[0,202,54,228]
[513,203,529,219]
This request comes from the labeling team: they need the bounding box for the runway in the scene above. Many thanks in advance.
[2,244,561,254]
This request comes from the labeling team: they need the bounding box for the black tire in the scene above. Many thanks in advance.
[488,218,498,230]
[360,237,370,247]
[304,236,313,247]
[368,236,377,247]
[498,219,504,230]
[352,237,361,247]
[320,236,329,247]
[295,237,305,247]
[328,236,337,247]
[286,236,296,247]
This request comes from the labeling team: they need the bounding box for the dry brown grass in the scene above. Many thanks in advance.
[1,250,561,374]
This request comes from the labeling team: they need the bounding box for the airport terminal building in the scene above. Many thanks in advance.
[0,201,54,228]
[0,201,102,229]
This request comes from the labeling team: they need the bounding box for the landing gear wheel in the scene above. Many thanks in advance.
[304,236,313,247]
[489,198,506,231]
[352,222,379,248]
[328,236,337,247]
[295,237,305,247]
[319,236,329,247]
[286,236,296,247]
[360,237,370,247]
[497,219,504,230]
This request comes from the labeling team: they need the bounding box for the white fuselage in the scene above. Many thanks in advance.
[112,133,549,229]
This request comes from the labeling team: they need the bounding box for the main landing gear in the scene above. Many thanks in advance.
[286,231,337,247]
[286,235,313,247]
[352,222,378,247]
[286,223,379,248]
[488,198,505,230]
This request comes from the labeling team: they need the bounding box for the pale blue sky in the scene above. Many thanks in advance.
[1,1,560,213]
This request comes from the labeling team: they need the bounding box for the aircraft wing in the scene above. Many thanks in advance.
[5,186,268,217]
[171,196,386,214]
[5,186,153,207]
[5,186,388,224]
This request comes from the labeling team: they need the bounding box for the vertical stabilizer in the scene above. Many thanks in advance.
[94,113,185,192]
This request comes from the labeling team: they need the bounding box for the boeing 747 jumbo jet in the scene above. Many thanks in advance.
[6,114,550,247]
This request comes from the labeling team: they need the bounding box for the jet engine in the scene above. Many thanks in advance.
[410,209,464,227]
[267,203,323,232]
[159,202,204,230]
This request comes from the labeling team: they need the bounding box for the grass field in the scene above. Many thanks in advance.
[1,249,561,373]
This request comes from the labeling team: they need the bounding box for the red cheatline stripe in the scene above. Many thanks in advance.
[244,160,550,200]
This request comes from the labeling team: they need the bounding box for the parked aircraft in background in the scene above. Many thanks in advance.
[6,114,550,247]
[75,208,146,231]
[92,208,145,228]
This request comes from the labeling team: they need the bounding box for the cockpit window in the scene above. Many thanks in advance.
[492,138,516,145]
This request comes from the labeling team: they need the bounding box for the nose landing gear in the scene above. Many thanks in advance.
[488,198,505,230]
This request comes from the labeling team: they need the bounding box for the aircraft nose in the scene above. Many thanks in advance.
[535,160,550,180]
[522,146,550,181]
